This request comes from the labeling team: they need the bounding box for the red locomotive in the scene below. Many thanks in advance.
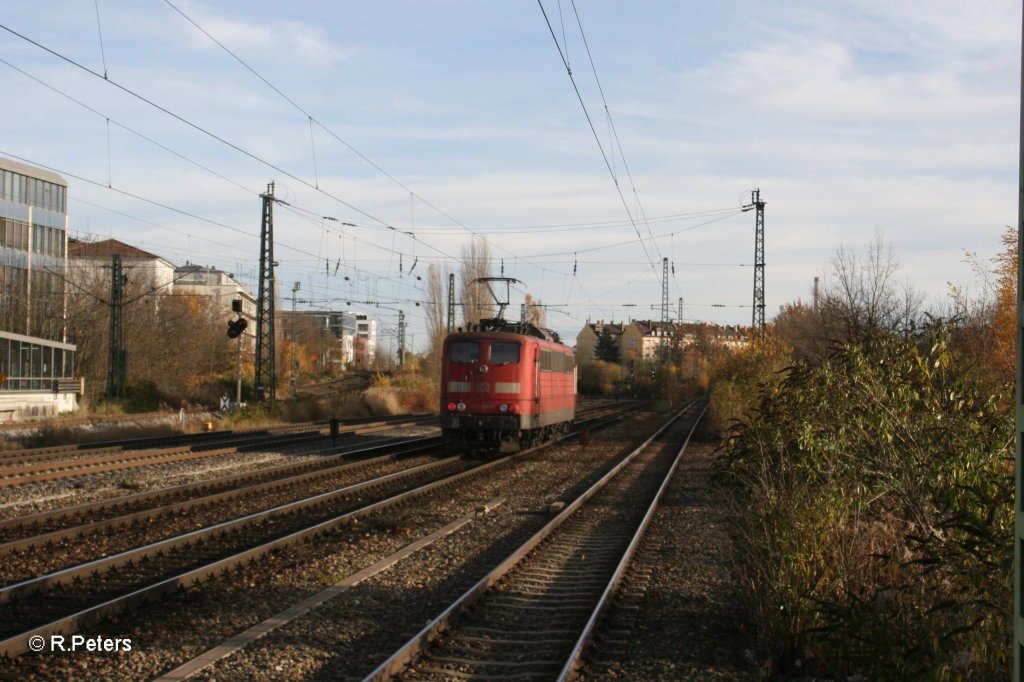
[440,317,576,451]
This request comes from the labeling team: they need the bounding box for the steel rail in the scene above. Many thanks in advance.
[361,399,699,681]
[0,438,445,557]
[0,405,638,658]
[555,400,709,681]
[0,413,434,465]
[0,436,437,532]
[0,405,618,533]
[0,418,434,489]
[0,456,464,604]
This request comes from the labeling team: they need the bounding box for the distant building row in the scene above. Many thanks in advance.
[66,238,380,369]
[575,319,747,366]
[0,155,379,420]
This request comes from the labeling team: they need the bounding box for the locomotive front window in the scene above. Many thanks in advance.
[450,341,480,363]
[489,343,520,365]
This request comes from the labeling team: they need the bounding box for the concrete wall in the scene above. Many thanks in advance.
[0,390,77,422]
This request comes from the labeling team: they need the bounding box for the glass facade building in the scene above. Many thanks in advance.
[0,157,78,419]
[0,156,69,340]
[0,330,75,391]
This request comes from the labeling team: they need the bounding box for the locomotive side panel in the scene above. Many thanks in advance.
[535,343,575,428]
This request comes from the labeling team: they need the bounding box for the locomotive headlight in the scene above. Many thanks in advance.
[499,403,508,413]
[457,402,466,412]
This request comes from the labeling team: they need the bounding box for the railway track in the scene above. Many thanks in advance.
[365,400,706,681]
[0,414,436,489]
[0,405,635,659]
[0,437,446,581]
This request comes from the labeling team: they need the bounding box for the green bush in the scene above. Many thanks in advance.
[122,380,164,413]
[707,334,791,438]
[578,360,625,396]
[720,322,1012,679]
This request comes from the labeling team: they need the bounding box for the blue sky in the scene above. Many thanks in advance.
[0,1,1019,352]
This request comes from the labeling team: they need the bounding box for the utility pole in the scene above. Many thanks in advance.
[813,276,820,313]
[254,182,277,406]
[677,297,683,323]
[290,281,300,397]
[447,273,456,333]
[1013,9,1023,678]
[660,257,669,363]
[397,310,406,368]
[106,254,127,399]
[743,188,766,337]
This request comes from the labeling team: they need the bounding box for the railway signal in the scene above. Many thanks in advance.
[227,317,248,339]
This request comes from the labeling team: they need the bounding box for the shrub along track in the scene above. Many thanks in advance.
[0,404,637,665]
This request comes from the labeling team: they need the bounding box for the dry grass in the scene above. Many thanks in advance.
[363,387,404,415]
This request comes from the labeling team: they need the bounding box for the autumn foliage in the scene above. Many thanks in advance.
[712,230,1015,680]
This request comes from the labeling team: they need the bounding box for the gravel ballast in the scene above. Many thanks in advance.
[583,439,758,681]
[4,409,760,681]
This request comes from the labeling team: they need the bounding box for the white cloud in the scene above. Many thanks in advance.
[174,2,348,68]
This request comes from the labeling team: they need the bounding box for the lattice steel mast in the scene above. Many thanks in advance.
[106,254,126,398]
[254,182,276,404]
[397,310,406,367]
[743,188,766,336]
[660,257,669,362]
[447,273,455,333]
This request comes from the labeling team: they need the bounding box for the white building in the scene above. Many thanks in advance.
[68,238,176,294]
[353,313,377,366]
[173,264,257,349]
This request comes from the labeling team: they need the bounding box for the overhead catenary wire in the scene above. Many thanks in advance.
[517,209,743,258]
[2,13,756,338]
[3,13,717,329]
[0,21,459,265]
[0,51,461,290]
[4,150,428,303]
[159,0,570,284]
[569,0,660,261]
[536,0,661,287]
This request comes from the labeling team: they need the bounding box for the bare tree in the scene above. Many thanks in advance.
[459,236,494,326]
[63,258,236,406]
[822,231,922,342]
[773,300,827,363]
[523,292,546,328]
[423,262,449,371]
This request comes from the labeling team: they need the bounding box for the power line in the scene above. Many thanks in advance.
[569,0,659,260]
[517,210,743,258]
[159,0,571,284]
[0,21,459,264]
[0,54,458,297]
[536,0,661,286]
[3,150,428,304]
[385,207,741,235]
[0,57,259,199]
[4,14,650,316]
